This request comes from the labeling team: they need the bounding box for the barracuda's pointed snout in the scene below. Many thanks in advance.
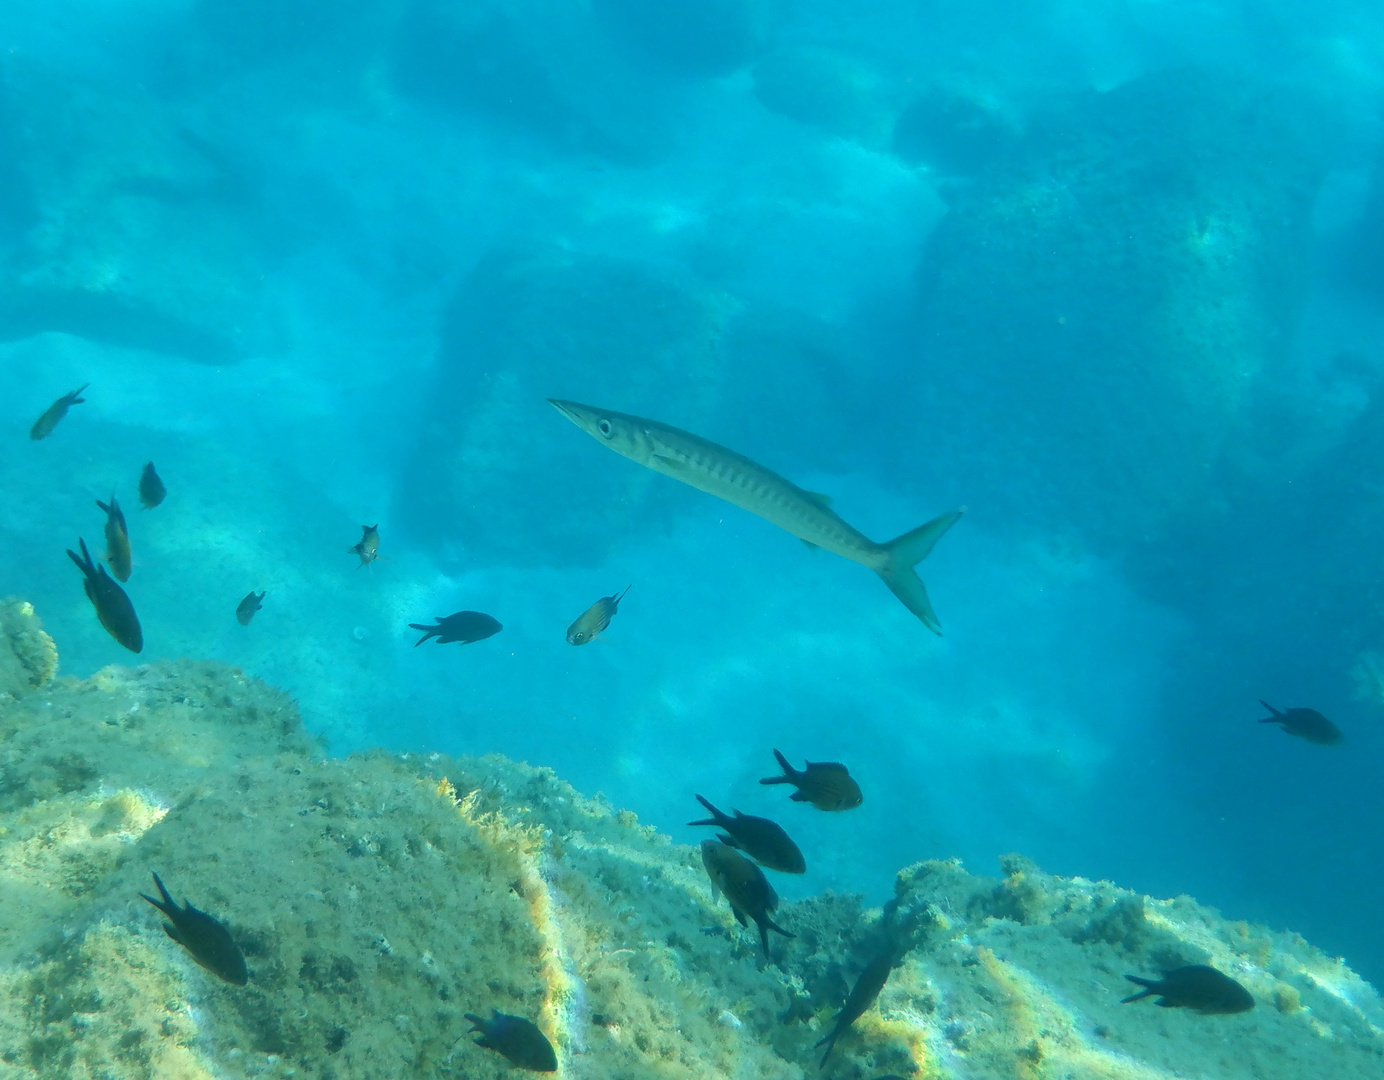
[548,398,591,428]
[548,398,624,445]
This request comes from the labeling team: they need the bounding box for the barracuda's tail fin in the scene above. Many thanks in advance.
[875,509,965,634]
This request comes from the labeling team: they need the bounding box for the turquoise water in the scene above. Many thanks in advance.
[3,0,1383,992]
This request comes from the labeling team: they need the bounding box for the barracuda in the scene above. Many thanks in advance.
[548,399,963,634]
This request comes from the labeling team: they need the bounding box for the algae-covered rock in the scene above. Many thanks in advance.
[0,657,1380,1079]
[0,599,56,699]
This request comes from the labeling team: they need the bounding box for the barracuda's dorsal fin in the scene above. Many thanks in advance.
[806,491,833,507]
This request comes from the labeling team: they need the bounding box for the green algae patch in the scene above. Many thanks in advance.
[0,631,1378,1078]
[0,600,57,700]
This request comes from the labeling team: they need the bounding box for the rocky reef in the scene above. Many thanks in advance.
[0,601,1379,1079]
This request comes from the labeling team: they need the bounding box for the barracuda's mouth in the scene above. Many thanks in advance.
[547,398,581,424]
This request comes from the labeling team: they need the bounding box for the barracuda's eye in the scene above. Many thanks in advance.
[598,419,613,438]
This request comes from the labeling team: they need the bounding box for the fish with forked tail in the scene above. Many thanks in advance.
[410,611,502,646]
[1257,701,1342,745]
[700,839,793,959]
[30,384,88,440]
[67,538,142,652]
[1121,965,1253,1014]
[816,953,894,1067]
[760,749,862,811]
[141,872,247,985]
[96,496,132,582]
[567,585,632,645]
[463,1010,556,1072]
[689,795,805,873]
[548,400,963,633]
[236,591,265,625]
[139,462,166,508]
[348,524,380,567]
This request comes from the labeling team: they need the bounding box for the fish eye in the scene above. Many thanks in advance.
[598,419,613,438]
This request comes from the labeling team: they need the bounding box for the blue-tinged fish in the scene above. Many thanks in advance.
[1257,701,1342,745]
[689,795,805,874]
[760,749,862,811]
[700,839,793,959]
[96,496,132,582]
[30,384,87,440]
[348,524,380,567]
[548,400,963,633]
[816,953,894,1067]
[409,611,502,646]
[139,461,167,508]
[141,872,247,985]
[67,538,142,652]
[1121,965,1253,1014]
[567,585,632,645]
[236,591,265,625]
[464,1010,557,1072]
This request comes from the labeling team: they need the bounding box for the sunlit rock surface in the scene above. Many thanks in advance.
[0,612,1378,1079]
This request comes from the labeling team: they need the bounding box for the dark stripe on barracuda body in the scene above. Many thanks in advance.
[548,399,964,633]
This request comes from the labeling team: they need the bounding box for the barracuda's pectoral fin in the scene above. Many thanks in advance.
[875,508,965,634]
[652,454,688,474]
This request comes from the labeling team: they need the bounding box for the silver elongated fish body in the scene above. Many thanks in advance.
[549,400,963,632]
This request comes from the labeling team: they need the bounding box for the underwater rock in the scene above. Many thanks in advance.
[900,68,1328,550]
[0,599,57,698]
[594,0,777,78]
[891,81,1019,176]
[0,60,280,363]
[393,0,680,163]
[0,653,1379,1078]
[751,46,906,148]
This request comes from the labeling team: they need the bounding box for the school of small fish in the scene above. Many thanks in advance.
[29,382,1328,1072]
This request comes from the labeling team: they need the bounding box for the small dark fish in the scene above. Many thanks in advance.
[760,748,862,811]
[1121,965,1253,1014]
[29,384,88,440]
[1258,700,1342,746]
[96,496,132,582]
[409,611,503,647]
[816,953,894,1067]
[566,585,632,645]
[348,524,380,567]
[141,872,247,985]
[689,795,805,874]
[139,462,167,508]
[463,1010,557,1072]
[236,591,265,626]
[700,839,793,959]
[68,538,142,652]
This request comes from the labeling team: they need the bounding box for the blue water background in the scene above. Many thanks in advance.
[2,0,1383,985]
